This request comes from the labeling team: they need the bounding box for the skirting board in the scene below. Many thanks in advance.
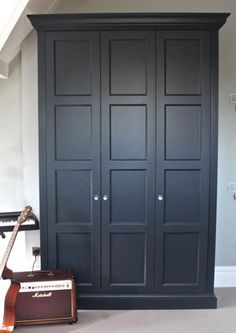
[214,266,236,287]
[79,294,217,309]
[28,265,235,288]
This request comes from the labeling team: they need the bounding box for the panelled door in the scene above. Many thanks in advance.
[155,31,211,293]
[101,31,156,292]
[45,31,101,293]
[44,29,211,296]
[45,30,156,295]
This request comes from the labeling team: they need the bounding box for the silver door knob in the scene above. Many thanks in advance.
[94,195,99,201]
[157,194,163,201]
[103,195,108,201]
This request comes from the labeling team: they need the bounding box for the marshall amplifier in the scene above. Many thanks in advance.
[13,269,77,326]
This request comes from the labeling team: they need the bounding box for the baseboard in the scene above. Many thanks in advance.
[214,266,236,287]
[79,294,217,309]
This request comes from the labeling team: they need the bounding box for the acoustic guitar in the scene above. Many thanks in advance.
[0,206,32,333]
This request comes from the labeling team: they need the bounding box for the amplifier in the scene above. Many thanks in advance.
[13,269,77,326]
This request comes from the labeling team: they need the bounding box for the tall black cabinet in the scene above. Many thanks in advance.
[29,13,229,309]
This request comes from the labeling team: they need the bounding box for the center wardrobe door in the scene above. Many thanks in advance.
[101,31,156,292]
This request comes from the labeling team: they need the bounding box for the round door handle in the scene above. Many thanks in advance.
[157,194,164,201]
[103,195,108,201]
[93,195,99,201]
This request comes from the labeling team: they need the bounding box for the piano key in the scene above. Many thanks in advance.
[0,212,39,233]
[0,220,36,226]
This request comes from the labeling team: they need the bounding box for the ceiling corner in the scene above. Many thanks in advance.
[0,0,62,78]
[0,59,9,79]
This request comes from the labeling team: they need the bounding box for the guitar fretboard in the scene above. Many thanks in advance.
[0,206,32,278]
[0,223,20,277]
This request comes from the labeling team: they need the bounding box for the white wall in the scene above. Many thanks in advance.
[0,55,23,212]
[0,54,27,271]
[0,0,236,274]
[216,22,236,266]
[0,34,40,272]
[54,0,236,13]
[21,30,40,270]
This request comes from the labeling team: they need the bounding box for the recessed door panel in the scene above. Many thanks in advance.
[165,39,201,95]
[56,170,92,223]
[110,170,146,224]
[163,233,199,285]
[55,40,91,96]
[57,233,92,285]
[55,105,92,160]
[165,106,202,160]
[110,105,147,160]
[164,170,200,224]
[110,40,147,95]
[110,233,146,285]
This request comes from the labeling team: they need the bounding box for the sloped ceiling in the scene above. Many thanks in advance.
[0,0,62,79]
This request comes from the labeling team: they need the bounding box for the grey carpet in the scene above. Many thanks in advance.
[15,288,236,333]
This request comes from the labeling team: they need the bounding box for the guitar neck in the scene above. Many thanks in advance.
[0,223,20,278]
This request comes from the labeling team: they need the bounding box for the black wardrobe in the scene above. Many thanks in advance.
[29,13,229,309]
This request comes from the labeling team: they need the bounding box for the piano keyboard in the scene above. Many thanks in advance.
[0,212,39,232]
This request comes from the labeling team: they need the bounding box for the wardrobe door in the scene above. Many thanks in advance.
[101,31,156,292]
[155,31,211,293]
[45,31,101,292]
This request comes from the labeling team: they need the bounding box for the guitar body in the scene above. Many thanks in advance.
[0,279,11,327]
[0,207,32,333]
[0,279,20,333]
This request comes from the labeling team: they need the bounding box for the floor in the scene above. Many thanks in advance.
[15,288,236,333]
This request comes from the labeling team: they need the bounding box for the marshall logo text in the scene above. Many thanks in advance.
[32,292,52,298]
